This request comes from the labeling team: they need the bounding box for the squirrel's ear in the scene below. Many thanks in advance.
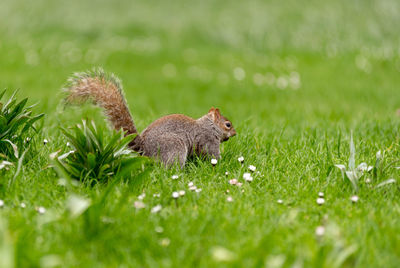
[208,107,221,121]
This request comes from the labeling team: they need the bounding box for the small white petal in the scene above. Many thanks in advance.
[20,202,26,208]
[367,166,373,172]
[248,165,256,172]
[188,182,194,187]
[277,199,283,204]
[236,182,243,187]
[179,190,185,196]
[225,171,229,176]
[195,188,202,193]
[153,193,160,198]
[43,139,49,145]
[365,178,371,184]
[318,192,324,198]
[0,200,4,207]
[238,156,244,163]
[189,185,197,191]
[37,206,46,214]
[171,175,179,180]
[229,179,238,185]
[243,173,251,179]
[211,158,218,165]
[226,196,233,202]
[350,195,359,203]
[172,192,179,199]
[134,201,146,209]
[316,198,325,205]
[151,205,162,213]
[138,193,146,200]
[315,226,325,236]
[244,175,253,182]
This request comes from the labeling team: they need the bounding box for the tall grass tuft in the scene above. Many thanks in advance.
[0,90,44,161]
[52,120,149,185]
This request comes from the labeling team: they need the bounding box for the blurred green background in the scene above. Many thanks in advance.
[1,1,400,267]
[1,0,400,131]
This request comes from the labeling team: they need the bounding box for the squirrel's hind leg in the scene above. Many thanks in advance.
[144,134,188,168]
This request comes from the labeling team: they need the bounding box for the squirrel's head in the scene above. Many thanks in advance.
[208,107,236,142]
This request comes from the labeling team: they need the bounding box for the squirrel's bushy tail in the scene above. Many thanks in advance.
[64,68,138,135]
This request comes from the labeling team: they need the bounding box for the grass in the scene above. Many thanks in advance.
[1,0,400,267]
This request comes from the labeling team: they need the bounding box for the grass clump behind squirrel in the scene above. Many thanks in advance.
[63,68,236,168]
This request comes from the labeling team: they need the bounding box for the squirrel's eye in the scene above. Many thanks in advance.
[225,122,231,128]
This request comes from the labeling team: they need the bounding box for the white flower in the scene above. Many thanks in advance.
[350,195,359,203]
[236,182,243,187]
[43,139,49,145]
[195,188,202,193]
[243,173,251,179]
[318,192,324,198]
[151,204,162,213]
[188,182,194,187]
[172,192,179,199]
[243,173,253,182]
[237,156,244,163]
[37,206,46,214]
[0,199,4,207]
[277,199,283,204]
[226,196,233,202]
[20,202,26,208]
[134,201,145,209]
[179,190,185,196]
[248,165,256,172]
[245,176,253,182]
[315,226,325,236]
[211,158,218,165]
[189,185,197,191]
[225,171,229,176]
[153,193,160,198]
[229,179,238,185]
[365,178,371,184]
[171,175,179,180]
[316,198,325,205]
[138,193,146,200]
[66,142,71,147]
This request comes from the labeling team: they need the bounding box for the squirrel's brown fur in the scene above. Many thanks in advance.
[64,68,236,167]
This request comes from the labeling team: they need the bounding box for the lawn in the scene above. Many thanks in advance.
[1,0,400,267]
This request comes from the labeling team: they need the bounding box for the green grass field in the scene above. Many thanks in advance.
[1,0,400,267]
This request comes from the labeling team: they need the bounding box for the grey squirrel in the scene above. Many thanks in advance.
[64,68,236,167]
